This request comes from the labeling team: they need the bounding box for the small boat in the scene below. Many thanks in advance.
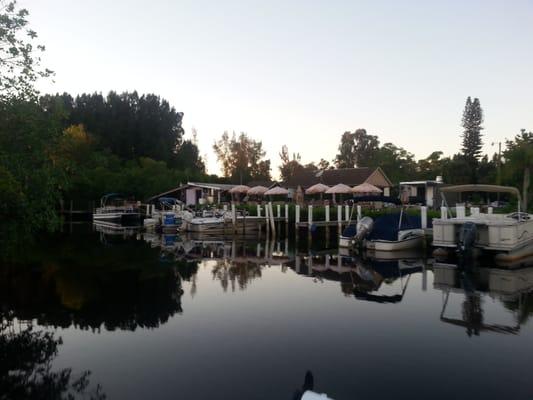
[93,193,140,223]
[432,185,533,259]
[145,197,183,232]
[183,209,263,234]
[340,210,426,251]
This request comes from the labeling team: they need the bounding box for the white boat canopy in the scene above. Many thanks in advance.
[441,184,521,201]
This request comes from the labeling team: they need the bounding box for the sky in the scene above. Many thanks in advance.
[23,0,533,177]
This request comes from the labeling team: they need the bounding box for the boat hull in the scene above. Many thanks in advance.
[365,234,425,251]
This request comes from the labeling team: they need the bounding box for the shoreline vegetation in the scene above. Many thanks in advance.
[0,0,532,256]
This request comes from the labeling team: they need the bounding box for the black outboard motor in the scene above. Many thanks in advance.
[458,222,477,254]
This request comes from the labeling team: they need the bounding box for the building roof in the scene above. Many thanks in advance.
[285,167,391,189]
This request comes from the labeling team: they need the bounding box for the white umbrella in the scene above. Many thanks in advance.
[264,186,289,196]
[325,183,353,194]
[352,182,382,194]
[247,186,269,196]
[305,183,330,195]
[229,185,250,194]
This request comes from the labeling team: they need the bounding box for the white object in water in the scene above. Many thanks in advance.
[302,391,334,400]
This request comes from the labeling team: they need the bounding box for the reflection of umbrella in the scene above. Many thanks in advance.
[229,185,250,194]
[305,183,330,195]
[264,187,289,196]
[247,186,269,196]
[325,183,353,194]
[352,182,382,194]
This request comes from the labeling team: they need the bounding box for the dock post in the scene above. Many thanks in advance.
[337,205,342,234]
[357,205,362,224]
[265,204,270,236]
[231,203,236,233]
[441,206,448,220]
[269,202,276,237]
[421,206,427,229]
[345,204,350,222]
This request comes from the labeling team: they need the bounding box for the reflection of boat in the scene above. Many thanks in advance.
[433,185,533,259]
[433,261,533,335]
[93,193,140,223]
[93,220,141,236]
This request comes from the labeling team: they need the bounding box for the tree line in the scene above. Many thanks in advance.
[0,0,531,250]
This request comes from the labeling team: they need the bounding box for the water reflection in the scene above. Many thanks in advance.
[0,231,193,332]
[4,226,533,399]
[0,319,106,399]
[433,262,533,336]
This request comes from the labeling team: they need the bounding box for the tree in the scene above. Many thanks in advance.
[335,129,380,168]
[213,131,271,183]
[503,129,533,211]
[40,91,185,163]
[417,151,445,180]
[0,0,53,100]
[461,97,484,181]
[279,145,305,182]
[375,143,417,183]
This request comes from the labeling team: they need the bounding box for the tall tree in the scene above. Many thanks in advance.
[461,97,484,181]
[213,131,271,183]
[335,129,380,168]
[0,0,53,100]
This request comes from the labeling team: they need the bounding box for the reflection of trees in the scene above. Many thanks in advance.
[0,262,188,332]
[0,319,105,399]
[211,261,263,292]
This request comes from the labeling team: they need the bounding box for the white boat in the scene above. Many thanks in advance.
[432,185,533,259]
[340,212,425,252]
[181,209,263,234]
[365,228,425,251]
[93,193,140,223]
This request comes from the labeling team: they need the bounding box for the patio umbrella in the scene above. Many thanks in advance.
[305,183,330,195]
[247,185,269,196]
[229,185,250,194]
[325,183,353,194]
[264,186,289,196]
[352,182,382,194]
[326,183,353,204]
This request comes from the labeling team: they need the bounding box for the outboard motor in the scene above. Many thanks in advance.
[354,216,374,243]
[458,222,477,254]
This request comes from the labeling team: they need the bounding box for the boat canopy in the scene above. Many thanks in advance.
[441,185,521,201]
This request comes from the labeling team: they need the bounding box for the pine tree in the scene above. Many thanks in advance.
[461,96,484,162]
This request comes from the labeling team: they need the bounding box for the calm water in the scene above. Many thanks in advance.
[1,224,533,399]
